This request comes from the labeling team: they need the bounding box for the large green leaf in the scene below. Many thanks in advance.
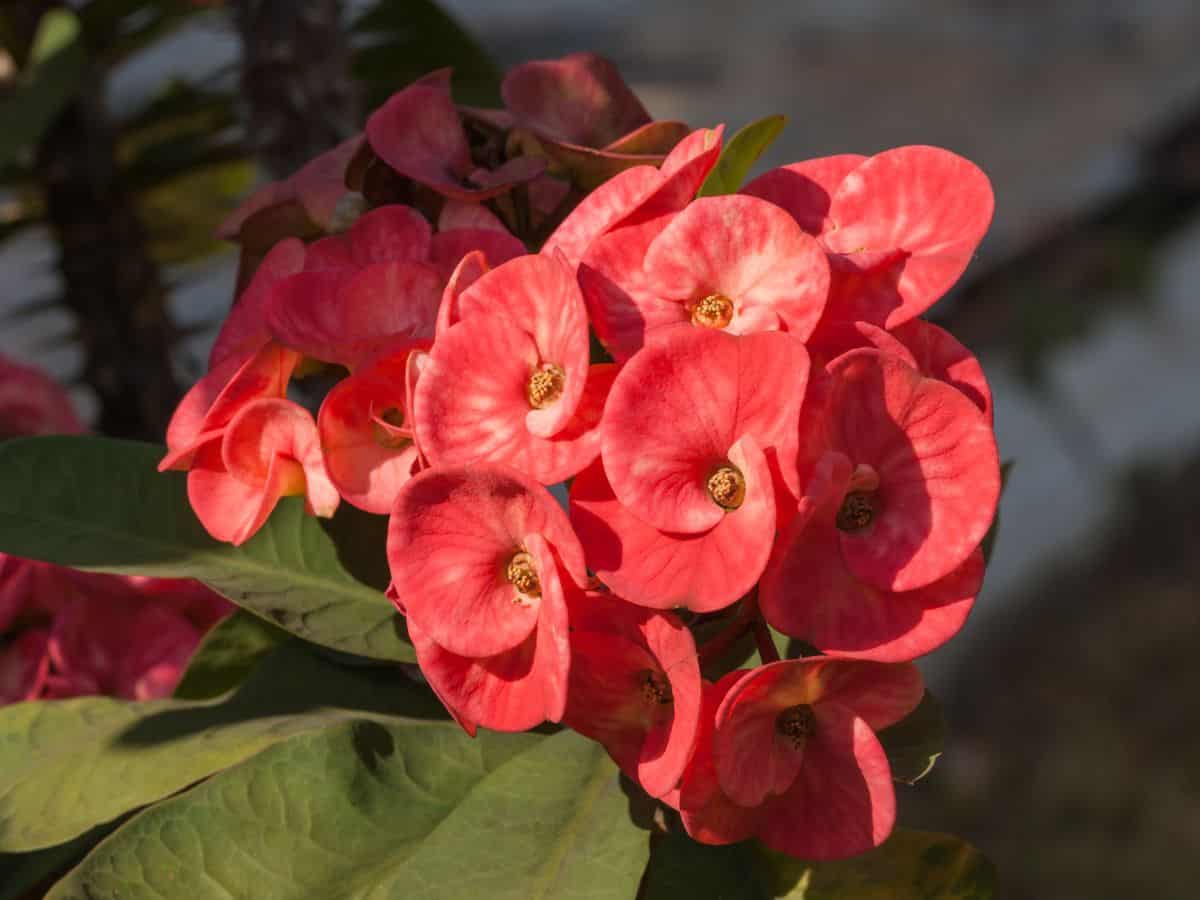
[697,115,787,197]
[0,10,86,168]
[173,609,289,701]
[0,823,119,900]
[877,691,946,786]
[0,642,443,852]
[0,436,413,662]
[48,726,648,899]
[644,829,997,899]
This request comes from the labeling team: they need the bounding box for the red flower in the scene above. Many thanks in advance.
[744,146,993,334]
[366,72,545,202]
[502,53,689,189]
[0,354,85,438]
[761,452,984,661]
[386,465,587,733]
[561,590,701,797]
[414,254,613,484]
[678,657,922,859]
[0,629,50,704]
[581,194,829,361]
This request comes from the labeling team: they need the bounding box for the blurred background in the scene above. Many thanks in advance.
[1,2,1197,896]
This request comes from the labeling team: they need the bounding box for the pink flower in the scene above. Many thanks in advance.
[580,194,830,361]
[187,398,338,546]
[502,52,689,189]
[678,657,923,859]
[543,125,724,271]
[561,590,701,797]
[217,135,364,245]
[413,253,614,484]
[581,328,806,611]
[387,465,587,734]
[366,71,545,202]
[0,354,85,438]
[743,146,993,335]
[792,348,999,593]
[761,452,984,661]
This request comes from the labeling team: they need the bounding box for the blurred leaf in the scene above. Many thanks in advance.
[137,154,254,263]
[0,9,86,169]
[760,830,998,899]
[173,609,289,700]
[645,829,997,899]
[876,691,946,786]
[79,0,201,66]
[352,0,502,108]
[0,436,415,663]
[981,460,1014,565]
[49,727,647,900]
[0,641,443,853]
[698,115,787,197]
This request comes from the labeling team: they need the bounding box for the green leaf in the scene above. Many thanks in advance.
[0,823,120,900]
[759,830,998,899]
[0,10,86,168]
[352,0,502,108]
[0,642,443,852]
[0,436,413,662]
[697,115,787,197]
[48,726,648,899]
[173,610,289,701]
[876,691,947,786]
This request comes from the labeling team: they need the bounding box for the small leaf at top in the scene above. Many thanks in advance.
[698,115,787,197]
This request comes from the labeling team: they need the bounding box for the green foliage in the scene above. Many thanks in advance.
[643,829,997,899]
[0,825,116,900]
[173,610,290,701]
[0,436,414,663]
[0,641,443,852]
[47,726,647,899]
[697,115,788,197]
[0,10,86,169]
[877,691,947,786]
[352,0,502,107]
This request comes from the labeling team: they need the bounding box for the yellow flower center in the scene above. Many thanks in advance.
[505,551,541,598]
[706,464,746,510]
[527,364,566,409]
[690,293,735,329]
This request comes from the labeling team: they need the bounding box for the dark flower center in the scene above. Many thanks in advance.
[775,704,816,749]
[836,490,876,532]
[639,669,673,705]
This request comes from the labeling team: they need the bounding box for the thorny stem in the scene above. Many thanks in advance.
[697,588,777,666]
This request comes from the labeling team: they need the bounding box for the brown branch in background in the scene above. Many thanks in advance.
[7,1,181,440]
[232,0,360,178]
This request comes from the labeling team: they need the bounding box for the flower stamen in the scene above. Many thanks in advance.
[775,704,816,749]
[707,464,746,510]
[527,364,566,409]
[836,491,876,532]
[639,669,673,705]
[690,293,734,329]
[505,551,541,598]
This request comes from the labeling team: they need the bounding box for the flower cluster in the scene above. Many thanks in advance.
[0,355,232,704]
[166,55,1000,861]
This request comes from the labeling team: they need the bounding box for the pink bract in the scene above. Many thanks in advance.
[747,146,993,332]
[816,348,999,591]
[187,398,337,545]
[366,78,544,202]
[680,657,922,859]
[600,327,808,534]
[414,254,613,483]
[562,589,701,797]
[761,453,983,661]
[318,346,425,514]
[582,194,829,360]
[388,466,584,733]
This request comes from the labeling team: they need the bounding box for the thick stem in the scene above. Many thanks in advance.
[232,0,359,178]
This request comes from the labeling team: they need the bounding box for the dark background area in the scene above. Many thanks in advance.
[1,2,1197,896]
